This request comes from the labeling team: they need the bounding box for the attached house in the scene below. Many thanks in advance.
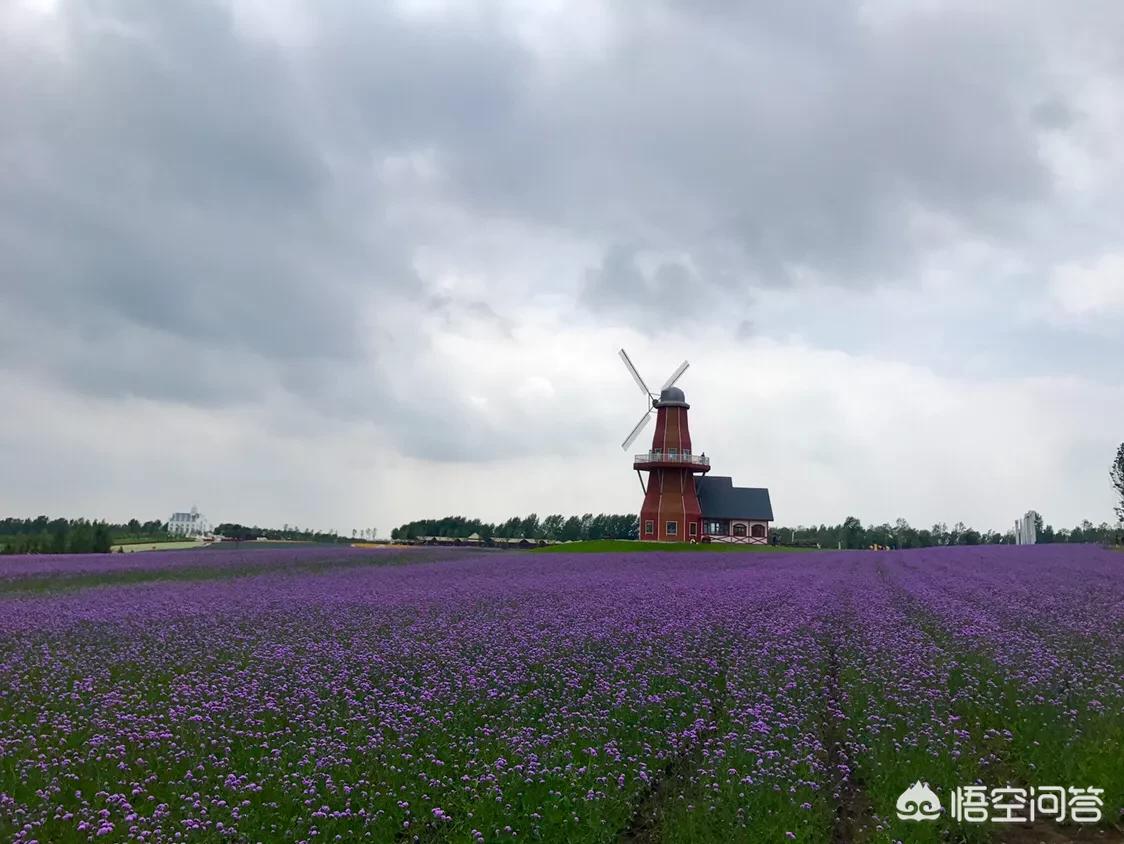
[695,476,774,544]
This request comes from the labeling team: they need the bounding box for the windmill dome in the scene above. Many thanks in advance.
[656,386,689,407]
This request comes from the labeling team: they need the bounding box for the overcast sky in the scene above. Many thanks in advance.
[3,0,1123,534]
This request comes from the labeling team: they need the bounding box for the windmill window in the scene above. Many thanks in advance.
[666,521,678,536]
[732,523,748,537]
[644,520,654,536]
[688,522,698,536]
[751,523,766,538]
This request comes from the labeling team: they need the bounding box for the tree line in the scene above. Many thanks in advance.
[0,516,149,554]
[1,515,364,554]
[392,510,1121,549]
[214,523,353,544]
[773,513,1122,550]
[391,514,640,542]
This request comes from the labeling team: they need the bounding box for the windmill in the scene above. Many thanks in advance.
[618,348,710,542]
[618,349,690,450]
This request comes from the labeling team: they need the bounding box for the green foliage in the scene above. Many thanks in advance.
[1112,442,1124,523]
[391,513,640,542]
[0,516,130,555]
[213,523,349,544]
[774,515,1120,549]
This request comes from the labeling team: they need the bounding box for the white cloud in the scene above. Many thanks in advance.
[1051,254,1124,317]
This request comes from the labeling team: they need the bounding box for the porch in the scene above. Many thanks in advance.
[703,518,769,544]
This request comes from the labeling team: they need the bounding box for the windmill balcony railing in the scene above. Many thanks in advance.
[633,451,710,467]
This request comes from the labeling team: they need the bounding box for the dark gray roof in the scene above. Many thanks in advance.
[655,386,688,407]
[696,475,773,520]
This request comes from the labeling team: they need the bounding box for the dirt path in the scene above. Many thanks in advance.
[618,663,728,843]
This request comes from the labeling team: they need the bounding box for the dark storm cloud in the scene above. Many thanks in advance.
[582,244,704,319]
[0,0,418,402]
[370,2,1055,287]
[1,0,1118,461]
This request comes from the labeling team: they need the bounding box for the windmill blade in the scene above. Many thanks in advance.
[619,348,653,397]
[621,410,653,451]
[660,360,690,391]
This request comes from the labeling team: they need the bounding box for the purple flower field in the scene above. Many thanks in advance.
[0,545,1121,843]
[0,545,442,587]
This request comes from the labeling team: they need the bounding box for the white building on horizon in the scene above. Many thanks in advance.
[1014,511,1037,545]
[168,507,211,538]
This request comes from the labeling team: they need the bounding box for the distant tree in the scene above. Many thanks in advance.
[541,514,564,541]
[841,516,864,549]
[588,514,607,541]
[619,514,640,539]
[950,522,967,545]
[1030,511,1044,533]
[520,514,541,540]
[866,523,893,548]
[579,513,593,541]
[931,522,948,546]
[893,518,916,549]
[561,516,582,542]
[1067,520,1091,543]
[1112,443,1124,523]
[92,523,112,553]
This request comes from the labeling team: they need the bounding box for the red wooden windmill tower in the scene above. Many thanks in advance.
[619,349,711,542]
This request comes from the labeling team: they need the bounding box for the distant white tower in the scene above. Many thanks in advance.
[1014,511,1037,545]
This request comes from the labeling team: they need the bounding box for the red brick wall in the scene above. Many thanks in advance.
[639,405,704,542]
[650,406,692,455]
